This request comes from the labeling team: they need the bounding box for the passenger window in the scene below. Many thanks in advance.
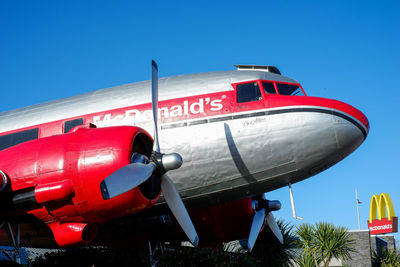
[0,128,39,151]
[276,83,305,96]
[262,82,277,94]
[64,118,84,133]
[236,82,262,103]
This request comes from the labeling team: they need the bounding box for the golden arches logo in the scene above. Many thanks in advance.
[369,193,395,223]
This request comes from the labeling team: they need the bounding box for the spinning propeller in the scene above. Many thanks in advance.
[247,194,283,251]
[100,60,199,247]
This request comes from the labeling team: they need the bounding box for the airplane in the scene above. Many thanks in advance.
[0,62,368,254]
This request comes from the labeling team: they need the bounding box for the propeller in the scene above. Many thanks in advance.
[100,60,199,247]
[247,194,283,252]
[150,60,198,246]
[100,161,156,200]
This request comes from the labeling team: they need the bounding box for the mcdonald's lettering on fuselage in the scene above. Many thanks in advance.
[368,193,398,235]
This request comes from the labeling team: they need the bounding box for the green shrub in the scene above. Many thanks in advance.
[372,248,400,267]
[32,247,149,267]
[157,247,258,267]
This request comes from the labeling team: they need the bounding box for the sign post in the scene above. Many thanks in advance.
[356,188,361,230]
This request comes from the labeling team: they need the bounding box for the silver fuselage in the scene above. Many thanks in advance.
[0,70,368,208]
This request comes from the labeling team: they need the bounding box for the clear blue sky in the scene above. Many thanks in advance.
[1,1,399,242]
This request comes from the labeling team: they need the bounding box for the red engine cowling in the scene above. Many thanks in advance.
[0,125,158,246]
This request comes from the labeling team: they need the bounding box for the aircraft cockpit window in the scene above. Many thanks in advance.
[262,82,277,94]
[276,83,305,96]
[236,82,262,103]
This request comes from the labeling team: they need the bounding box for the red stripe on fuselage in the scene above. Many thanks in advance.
[267,95,369,131]
[86,92,369,133]
[0,90,369,138]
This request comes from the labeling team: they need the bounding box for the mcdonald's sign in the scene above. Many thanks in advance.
[368,193,398,235]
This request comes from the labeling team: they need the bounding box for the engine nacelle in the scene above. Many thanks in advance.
[0,125,158,246]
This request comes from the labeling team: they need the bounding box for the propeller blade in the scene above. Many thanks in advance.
[248,208,265,252]
[100,162,156,200]
[149,61,198,246]
[266,212,284,244]
[151,60,160,153]
[161,173,199,247]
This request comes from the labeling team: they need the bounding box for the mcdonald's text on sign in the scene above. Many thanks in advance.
[368,193,398,235]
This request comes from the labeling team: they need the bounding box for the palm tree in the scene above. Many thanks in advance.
[296,222,355,267]
[223,219,297,266]
[296,224,319,267]
[296,253,321,267]
[250,219,298,266]
[372,247,400,267]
